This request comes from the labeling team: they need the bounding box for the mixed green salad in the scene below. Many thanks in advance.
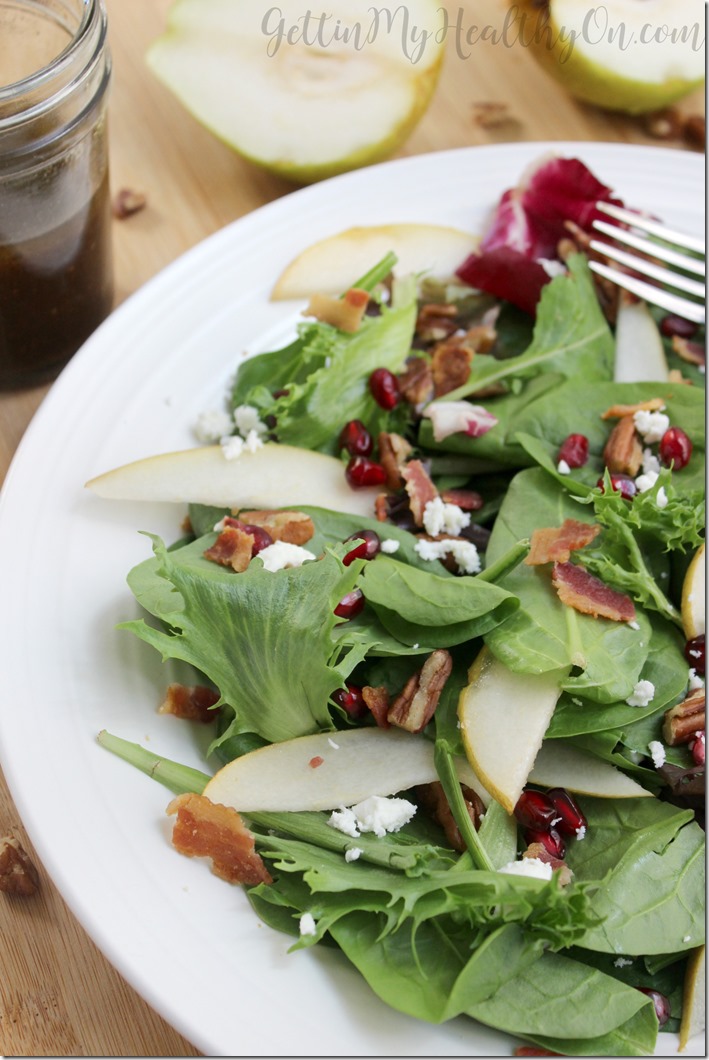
[98,156,705,1056]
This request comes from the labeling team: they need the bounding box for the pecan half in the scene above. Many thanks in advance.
[378,431,413,490]
[415,302,459,342]
[416,780,484,851]
[387,650,452,733]
[431,337,473,397]
[602,414,642,476]
[0,836,39,896]
[398,356,434,407]
[362,684,391,729]
[663,688,706,746]
[401,459,438,526]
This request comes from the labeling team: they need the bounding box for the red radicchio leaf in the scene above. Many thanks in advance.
[456,155,623,316]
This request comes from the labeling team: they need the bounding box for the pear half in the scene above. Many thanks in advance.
[681,543,705,640]
[86,443,379,517]
[147,0,446,183]
[272,224,478,300]
[613,297,669,384]
[458,647,564,813]
[204,727,491,812]
[517,0,704,115]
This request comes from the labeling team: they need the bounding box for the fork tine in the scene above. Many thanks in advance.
[589,261,706,324]
[592,219,705,278]
[596,202,706,255]
[589,239,706,298]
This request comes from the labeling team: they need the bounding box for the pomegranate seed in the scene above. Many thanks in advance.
[343,529,381,566]
[660,314,697,340]
[558,433,589,468]
[339,419,373,457]
[685,634,706,676]
[689,731,705,767]
[514,789,557,831]
[334,588,365,620]
[241,524,274,555]
[638,988,671,1026]
[659,426,692,470]
[597,473,637,500]
[332,683,367,719]
[524,826,566,859]
[546,788,587,838]
[369,367,400,410]
[345,456,387,489]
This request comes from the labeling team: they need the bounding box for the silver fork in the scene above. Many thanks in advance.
[588,202,706,325]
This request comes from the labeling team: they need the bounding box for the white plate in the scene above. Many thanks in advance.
[0,142,704,1057]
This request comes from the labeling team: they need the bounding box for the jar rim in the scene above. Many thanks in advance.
[0,0,99,102]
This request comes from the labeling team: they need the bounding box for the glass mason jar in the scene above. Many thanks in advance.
[0,0,113,389]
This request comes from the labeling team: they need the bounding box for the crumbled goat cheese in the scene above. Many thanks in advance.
[498,858,553,881]
[634,470,659,493]
[242,428,264,454]
[627,620,640,630]
[380,538,401,554]
[344,847,363,863]
[683,935,692,943]
[299,912,317,936]
[233,404,268,437]
[648,740,666,769]
[220,435,245,460]
[656,486,668,509]
[257,542,316,572]
[633,409,670,444]
[688,668,705,690]
[576,825,586,841]
[614,957,634,968]
[414,537,481,574]
[641,447,661,476]
[557,459,571,475]
[194,409,234,443]
[328,796,416,838]
[626,680,655,707]
[422,496,470,538]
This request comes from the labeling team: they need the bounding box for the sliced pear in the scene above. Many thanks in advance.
[517,0,704,115]
[147,0,445,184]
[679,945,706,1052]
[204,727,490,812]
[85,443,379,517]
[272,224,478,300]
[529,741,651,798]
[614,296,669,383]
[458,647,564,814]
[682,543,705,640]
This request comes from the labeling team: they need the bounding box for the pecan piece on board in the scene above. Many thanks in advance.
[663,688,706,746]
[0,836,39,896]
[602,414,642,476]
[387,650,453,733]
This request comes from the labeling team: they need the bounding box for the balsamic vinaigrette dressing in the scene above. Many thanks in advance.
[0,172,113,389]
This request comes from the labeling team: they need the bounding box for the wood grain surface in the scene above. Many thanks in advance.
[0,0,703,1054]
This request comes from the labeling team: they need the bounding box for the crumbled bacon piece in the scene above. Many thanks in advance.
[397,357,435,407]
[552,562,636,623]
[159,683,220,723]
[0,836,39,896]
[204,525,255,572]
[417,780,484,851]
[167,793,272,886]
[236,509,315,546]
[362,684,391,728]
[431,337,473,397]
[601,397,667,420]
[401,459,438,526]
[603,414,642,476]
[378,431,413,490]
[525,519,601,566]
[303,287,370,333]
[439,488,483,511]
[523,842,573,887]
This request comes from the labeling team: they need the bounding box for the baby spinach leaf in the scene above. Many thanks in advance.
[483,468,651,702]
